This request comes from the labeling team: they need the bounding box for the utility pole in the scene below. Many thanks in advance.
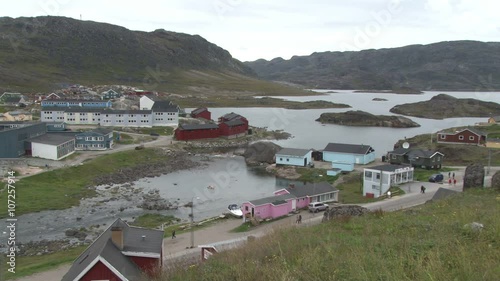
[190,199,194,248]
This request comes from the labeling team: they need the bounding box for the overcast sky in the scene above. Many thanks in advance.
[2,0,499,61]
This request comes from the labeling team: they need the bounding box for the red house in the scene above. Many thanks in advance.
[191,107,211,120]
[62,218,164,281]
[175,123,220,140]
[218,112,248,125]
[437,128,487,146]
[219,119,248,138]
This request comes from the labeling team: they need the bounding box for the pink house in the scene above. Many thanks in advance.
[241,182,339,221]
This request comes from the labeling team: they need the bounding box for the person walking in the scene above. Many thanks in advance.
[421,185,426,194]
[172,230,176,239]
[298,214,302,224]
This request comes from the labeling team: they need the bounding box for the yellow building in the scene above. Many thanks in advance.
[488,116,500,124]
[0,111,33,121]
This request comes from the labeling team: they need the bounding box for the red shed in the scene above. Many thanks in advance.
[175,123,220,140]
[219,119,248,138]
[62,218,164,281]
[218,112,248,125]
[191,107,212,120]
[437,128,487,146]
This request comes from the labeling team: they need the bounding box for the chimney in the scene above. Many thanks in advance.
[111,227,124,250]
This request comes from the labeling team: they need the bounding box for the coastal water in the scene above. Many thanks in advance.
[148,90,499,220]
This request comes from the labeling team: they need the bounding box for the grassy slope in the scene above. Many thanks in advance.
[157,189,500,281]
[0,148,167,218]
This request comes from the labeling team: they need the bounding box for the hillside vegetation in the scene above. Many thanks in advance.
[245,40,500,91]
[152,189,500,281]
[0,16,309,96]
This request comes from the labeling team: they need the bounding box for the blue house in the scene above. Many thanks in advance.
[75,128,114,150]
[276,148,312,167]
[323,143,375,165]
[41,99,112,108]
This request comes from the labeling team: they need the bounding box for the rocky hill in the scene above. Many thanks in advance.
[245,41,500,91]
[0,16,305,95]
[316,110,420,128]
[389,94,500,119]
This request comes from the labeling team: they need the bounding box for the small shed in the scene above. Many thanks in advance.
[275,148,312,167]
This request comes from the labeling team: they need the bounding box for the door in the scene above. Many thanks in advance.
[304,158,307,167]
[251,207,254,217]
[292,199,297,211]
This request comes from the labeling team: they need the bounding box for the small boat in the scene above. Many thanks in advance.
[227,204,243,217]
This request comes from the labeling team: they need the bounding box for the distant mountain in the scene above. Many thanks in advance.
[0,16,305,95]
[245,41,500,91]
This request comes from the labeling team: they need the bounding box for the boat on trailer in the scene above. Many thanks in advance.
[227,204,243,217]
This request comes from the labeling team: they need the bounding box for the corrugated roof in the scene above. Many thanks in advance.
[179,123,219,130]
[276,148,311,157]
[192,107,208,115]
[220,112,242,120]
[324,143,374,155]
[152,101,179,112]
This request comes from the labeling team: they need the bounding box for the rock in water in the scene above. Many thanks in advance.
[243,142,282,165]
[463,163,485,188]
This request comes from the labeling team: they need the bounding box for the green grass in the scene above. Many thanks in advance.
[114,132,134,144]
[0,148,167,218]
[135,126,174,136]
[131,214,179,229]
[296,167,339,184]
[335,172,383,204]
[3,245,87,280]
[155,189,500,281]
[413,167,455,182]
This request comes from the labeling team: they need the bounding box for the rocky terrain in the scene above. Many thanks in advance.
[389,94,500,119]
[316,110,420,128]
[242,141,282,165]
[245,40,500,91]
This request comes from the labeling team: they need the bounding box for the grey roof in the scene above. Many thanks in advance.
[466,127,487,136]
[388,148,409,155]
[407,149,444,158]
[367,164,410,172]
[65,107,104,113]
[220,112,242,121]
[224,119,246,126]
[102,109,152,114]
[192,107,209,115]
[4,97,22,103]
[179,123,219,130]
[62,218,163,281]
[286,182,338,198]
[491,116,500,122]
[324,143,374,155]
[430,188,459,201]
[76,128,113,137]
[249,193,296,206]
[29,133,75,145]
[152,101,178,112]
[276,148,312,157]
[42,99,108,103]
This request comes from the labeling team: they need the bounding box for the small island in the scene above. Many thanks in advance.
[354,87,423,95]
[315,110,420,128]
[372,98,388,101]
[389,94,500,119]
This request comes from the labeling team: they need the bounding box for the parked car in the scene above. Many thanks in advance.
[150,132,160,136]
[308,202,329,213]
[429,173,444,183]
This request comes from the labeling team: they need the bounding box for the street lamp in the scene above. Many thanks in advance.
[189,196,200,249]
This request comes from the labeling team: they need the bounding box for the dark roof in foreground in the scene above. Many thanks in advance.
[223,119,246,126]
[276,148,312,157]
[29,133,75,145]
[286,182,338,198]
[191,107,209,115]
[62,218,163,281]
[324,143,374,154]
[367,164,411,172]
[152,101,179,112]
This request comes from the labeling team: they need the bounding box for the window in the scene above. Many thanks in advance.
[286,159,289,162]
[391,154,396,159]
[440,134,445,139]
[364,171,372,178]
[437,156,441,161]
[469,136,475,140]
[459,135,464,140]
[376,173,380,180]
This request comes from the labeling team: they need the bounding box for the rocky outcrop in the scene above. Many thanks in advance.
[389,94,500,119]
[492,171,500,191]
[322,205,370,222]
[463,163,485,188]
[316,110,420,128]
[243,142,282,165]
